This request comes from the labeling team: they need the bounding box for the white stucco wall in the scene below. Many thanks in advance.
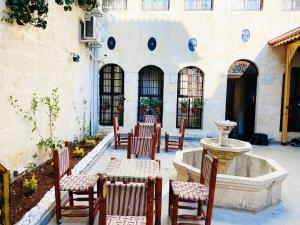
[0,1,93,172]
[99,0,300,140]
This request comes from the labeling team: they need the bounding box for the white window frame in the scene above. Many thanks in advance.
[142,0,170,11]
[231,0,263,11]
[184,0,213,11]
[102,0,127,11]
[282,0,300,10]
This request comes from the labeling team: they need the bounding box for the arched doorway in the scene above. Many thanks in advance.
[99,64,124,126]
[138,65,164,123]
[225,60,258,140]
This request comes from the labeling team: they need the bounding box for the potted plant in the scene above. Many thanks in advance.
[151,98,162,113]
[117,95,125,112]
[180,99,189,114]
[140,97,150,112]
[191,98,204,114]
[101,99,110,111]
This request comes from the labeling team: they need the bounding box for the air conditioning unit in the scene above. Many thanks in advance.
[80,15,102,46]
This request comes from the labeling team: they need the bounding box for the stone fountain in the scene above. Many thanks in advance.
[173,120,288,211]
[201,120,252,174]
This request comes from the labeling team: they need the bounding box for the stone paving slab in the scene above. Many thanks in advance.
[48,141,300,225]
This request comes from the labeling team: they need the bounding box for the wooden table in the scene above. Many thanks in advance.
[102,158,162,225]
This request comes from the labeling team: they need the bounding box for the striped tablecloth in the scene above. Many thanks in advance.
[103,158,160,182]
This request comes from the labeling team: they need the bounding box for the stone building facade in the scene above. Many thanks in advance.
[97,0,300,141]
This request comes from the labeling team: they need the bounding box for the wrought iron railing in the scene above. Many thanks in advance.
[142,0,170,11]
[102,0,127,11]
[282,0,300,10]
[184,0,213,11]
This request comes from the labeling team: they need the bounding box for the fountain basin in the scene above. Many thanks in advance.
[173,148,288,211]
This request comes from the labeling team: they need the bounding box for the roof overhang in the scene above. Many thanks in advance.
[268,27,300,47]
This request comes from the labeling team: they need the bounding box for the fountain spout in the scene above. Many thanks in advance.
[215,120,237,146]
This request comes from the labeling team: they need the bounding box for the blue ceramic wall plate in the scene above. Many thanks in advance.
[188,38,197,51]
[148,37,157,51]
[107,36,116,50]
[241,29,250,42]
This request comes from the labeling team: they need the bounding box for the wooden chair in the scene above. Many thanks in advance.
[98,174,156,225]
[165,119,186,151]
[53,147,100,225]
[169,149,218,225]
[127,132,157,160]
[113,115,129,149]
[135,122,161,153]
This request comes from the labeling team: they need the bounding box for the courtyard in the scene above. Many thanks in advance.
[45,140,300,225]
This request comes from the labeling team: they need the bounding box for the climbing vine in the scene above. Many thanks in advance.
[2,0,99,29]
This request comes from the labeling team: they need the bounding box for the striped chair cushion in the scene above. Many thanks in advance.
[131,137,153,156]
[60,175,99,191]
[116,129,128,138]
[202,154,213,186]
[168,133,182,141]
[144,115,157,123]
[58,147,70,177]
[171,181,209,201]
[106,182,147,216]
[137,123,155,137]
[106,215,146,225]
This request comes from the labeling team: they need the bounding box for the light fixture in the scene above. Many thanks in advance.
[71,53,80,62]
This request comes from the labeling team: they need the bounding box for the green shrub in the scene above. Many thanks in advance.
[95,131,105,140]
[180,99,189,108]
[23,175,38,195]
[85,139,97,147]
[140,97,151,109]
[192,99,204,109]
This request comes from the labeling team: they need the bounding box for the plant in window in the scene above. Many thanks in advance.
[180,99,189,114]
[101,99,110,111]
[191,98,204,114]
[139,97,151,112]
[151,98,162,113]
[116,95,125,112]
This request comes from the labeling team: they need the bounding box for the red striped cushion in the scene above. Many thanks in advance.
[202,154,213,186]
[59,147,70,177]
[106,182,147,216]
[171,181,209,201]
[106,215,146,225]
[144,115,156,123]
[131,137,153,156]
[137,123,155,137]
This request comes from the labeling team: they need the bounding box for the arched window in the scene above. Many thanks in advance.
[176,67,204,129]
[99,64,124,126]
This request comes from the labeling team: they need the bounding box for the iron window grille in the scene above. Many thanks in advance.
[176,67,204,129]
[137,66,164,124]
[184,0,213,11]
[102,0,127,11]
[99,64,124,126]
[282,0,300,10]
[142,0,170,11]
[231,0,263,10]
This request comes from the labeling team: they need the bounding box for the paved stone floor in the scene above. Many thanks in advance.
[49,140,300,225]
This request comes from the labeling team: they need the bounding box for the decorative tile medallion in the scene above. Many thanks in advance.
[148,37,157,51]
[188,38,197,51]
[241,29,250,42]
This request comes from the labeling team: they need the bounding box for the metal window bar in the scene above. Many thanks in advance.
[176,67,204,129]
[100,64,124,126]
[231,0,262,10]
[184,0,212,10]
[142,0,170,11]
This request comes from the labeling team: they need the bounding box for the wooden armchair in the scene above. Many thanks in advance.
[98,174,155,225]
[165,119,186,151]
[127,133,157,160]
[53,147,100,225]
[169,149,218,225]
[113,115,129,149]
[135,122,161,153]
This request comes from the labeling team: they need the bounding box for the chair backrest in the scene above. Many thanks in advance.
[53,147,71,180]
[99,175,155,225]
[200,148,218,188]
[144,114,159,124]
[128,133,156,158]
[179,118,186,135]
[134,122,157,137]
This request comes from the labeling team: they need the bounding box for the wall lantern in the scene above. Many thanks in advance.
[107,36,116,50]
[148,37,157,51]
[72,53,80,62]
